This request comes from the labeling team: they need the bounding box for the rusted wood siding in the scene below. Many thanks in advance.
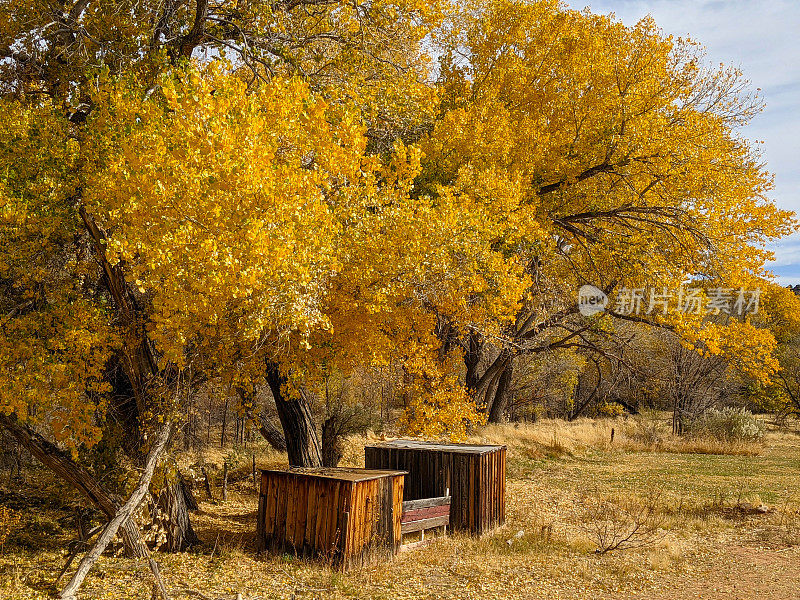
[257,468,404,569]
[364,442,506,535]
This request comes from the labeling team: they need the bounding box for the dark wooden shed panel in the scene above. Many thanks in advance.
[364,440,506,535]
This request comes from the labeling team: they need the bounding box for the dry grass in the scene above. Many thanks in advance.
[473,414,764,461]
[619,433,764,456]
[2,418,800,599]
[475,418,615,455]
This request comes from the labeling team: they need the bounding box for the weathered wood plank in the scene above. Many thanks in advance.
[469,453,476,532]
[266,476,277,551]
[294,475,309,548]
[358,481,367,552]
[393,477,403,550]
[401,504,450,523]
[344,483,356,559]
[275,475,288,550]
[314,480,328,551]
[328,479,338,549]
[500,447,506,526]
[304,478,317,554]
[401,496,451,511]
[365,480,375,549]
[256,493,266,551]
[480,452,487,533]
[285,475,297,547]
[401,515,450,534]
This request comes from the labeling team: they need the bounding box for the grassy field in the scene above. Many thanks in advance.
[2,415,799,600]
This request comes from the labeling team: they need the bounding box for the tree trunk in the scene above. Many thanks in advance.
[236,388,288,452]
[80,207,159,419]
[104,354,144,455]
[487,360,515,423]
[464,332,483,393]
[673,397,685,435]
[107,351,200,551]
[435,318,458,361]
[569,368,601,422]
[256,418,288,452]
[265,361,322,467]
[472,351,511,404]
[483,370,501,414]
[82,207,198,549]
[201,467,213,500]
[157,481,200,551]
[321,416,344,467]
[220,398,228,448]
[0,413,148,559]
[177,470,198,511]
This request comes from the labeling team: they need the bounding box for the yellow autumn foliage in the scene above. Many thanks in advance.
[421,0,797,384]
[1,0,798,446]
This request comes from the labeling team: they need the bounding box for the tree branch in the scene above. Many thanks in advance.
[60,422,172,600]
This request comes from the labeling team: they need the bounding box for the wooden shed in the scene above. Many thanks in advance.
[256,467,406,569]
[364,440,506,535]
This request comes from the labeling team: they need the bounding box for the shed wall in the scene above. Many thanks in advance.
[364,444,505,535]
[257,470,403,569]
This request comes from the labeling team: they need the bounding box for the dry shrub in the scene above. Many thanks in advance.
[685,407,765,443]
[776,506,800,547]
[647,539,683,570]
[578,488,668,554]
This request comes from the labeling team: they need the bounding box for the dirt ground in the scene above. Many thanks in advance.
[656,545,800,600]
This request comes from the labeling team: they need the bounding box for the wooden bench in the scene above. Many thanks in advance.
[400,495,450,548]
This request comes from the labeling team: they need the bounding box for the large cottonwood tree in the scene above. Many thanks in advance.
[419,0,796,422]
[0,0,442,547]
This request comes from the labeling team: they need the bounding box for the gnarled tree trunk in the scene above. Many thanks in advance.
[464,332,483,393]
[256,417,288,453]
[236,388,287,452]
[487,359,515,423]
[156,481,200,551]
[265,362,322,467]
[82,207,198,549]
[0,413,148,558]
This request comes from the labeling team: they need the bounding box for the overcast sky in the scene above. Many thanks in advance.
[565,0,800,284]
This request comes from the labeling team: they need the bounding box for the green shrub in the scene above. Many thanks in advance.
[686,407,765,442]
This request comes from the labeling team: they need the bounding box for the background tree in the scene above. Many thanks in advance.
[418,0,796,422]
